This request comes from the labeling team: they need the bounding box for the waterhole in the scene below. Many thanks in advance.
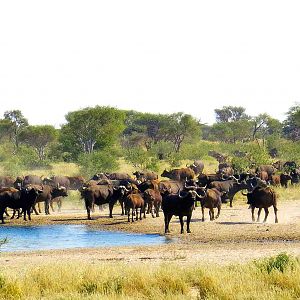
[0,225,171,252]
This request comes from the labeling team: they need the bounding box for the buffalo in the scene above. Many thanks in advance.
[162,189,202,234]
[161,168,195,182]
[187,160,204,175]
[242,187,278,223]
[0,186,43,224]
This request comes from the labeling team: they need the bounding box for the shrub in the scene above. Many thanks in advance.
[255,253,295,274]
[77,149,119,178]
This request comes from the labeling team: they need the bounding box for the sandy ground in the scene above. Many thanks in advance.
[1,199,300,269]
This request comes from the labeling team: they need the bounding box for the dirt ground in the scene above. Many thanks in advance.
[1,199,300,269]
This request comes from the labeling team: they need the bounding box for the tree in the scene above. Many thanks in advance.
[3,110,28,150]
[252,114,282,145]
[19,125,57,160]
[283,104,300,141]
[215,106,249,123]
[60,106,125,159]
[164,113,201,152]
[0,119,13,141]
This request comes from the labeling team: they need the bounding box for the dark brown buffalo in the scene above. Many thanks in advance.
[255,165,276,177]
[137,180,160,192]
[158,180,182,195]
[125,193,145,222]
[162,189,201,234]
[290,168,300,185]
[280,173,292,188]
[0,186,43,224]
[217,166,234,177]
[91,173,109,180]
[0,176,15,188]
[209,179,250,207]
[270,175,281,186]
[198,188,223,221]
[197,173,224,187]
[43,176,71,190]
[187,160,204,175]
[258,171,269,182]
[67,176,85,190]
[80,185,113,220]
[161,168,195,182]
[242,187,278,223]
[107,173,132,180]
[133,171,158,182]
[143,189,162,218]
[23,175,43,186]
[32,184,68,215]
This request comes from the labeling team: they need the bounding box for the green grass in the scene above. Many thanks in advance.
[0,254,299,299]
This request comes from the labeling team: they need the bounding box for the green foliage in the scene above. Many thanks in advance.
[3,109,28,149]
[77,149,119,178]
[283,104,300,141]
[60,106,125,159]
[215,106,249,122]
[19,125,57,160]
[255,253,295,274]
[124,147,159,171]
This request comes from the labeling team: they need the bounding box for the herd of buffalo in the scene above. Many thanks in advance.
[0,159,299,233]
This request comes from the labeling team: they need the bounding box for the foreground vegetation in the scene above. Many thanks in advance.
[0,253,299,299]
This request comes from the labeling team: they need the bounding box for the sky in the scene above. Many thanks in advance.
[0,0,300,128]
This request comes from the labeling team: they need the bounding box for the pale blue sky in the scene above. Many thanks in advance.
[0,0,299,127]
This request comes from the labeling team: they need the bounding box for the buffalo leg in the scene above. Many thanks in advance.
[229,198,233,208]
[109,200,116,218]
[201,205,205,222]
[38,202,42,214]
[257,208,262,222]
[274,206,278,223]
[11,209,17,219]
[58,199,62,212]
[27,209,31,221]
[251,206,255,222]
[216,205,221,219]
[263,208,269,223]
[133,208,136,222]
[45,200,50,215]
[127,208,130,222]
[164,214,171,233]
[119,199,125,215]
[210,208,214,221]
[86,206,91,220]
[0,208,5,224]
[155,204,160,217]
[186,214,191,233]
[50,201,55,212]
[179,215,184,234]
[33,205,39,215]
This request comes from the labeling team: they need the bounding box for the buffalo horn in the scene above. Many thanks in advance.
[178,191,187,198]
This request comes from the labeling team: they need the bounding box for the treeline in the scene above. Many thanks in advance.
[0,105,300,176]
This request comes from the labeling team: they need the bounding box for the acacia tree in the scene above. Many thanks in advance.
[283,105,300,141]
[3,110,28,150]
[164,113,201,152]
[60,106,125,158]
[252,114,282,145]
[19,125,57,160]
[215,106,249,123]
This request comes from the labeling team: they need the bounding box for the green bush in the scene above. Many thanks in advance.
[255,253,295,274]
[77,149,119,178]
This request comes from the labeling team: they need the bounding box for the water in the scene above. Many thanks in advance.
[0,225,171,252]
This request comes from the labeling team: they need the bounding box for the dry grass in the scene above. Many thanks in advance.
[0,254,299,300]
